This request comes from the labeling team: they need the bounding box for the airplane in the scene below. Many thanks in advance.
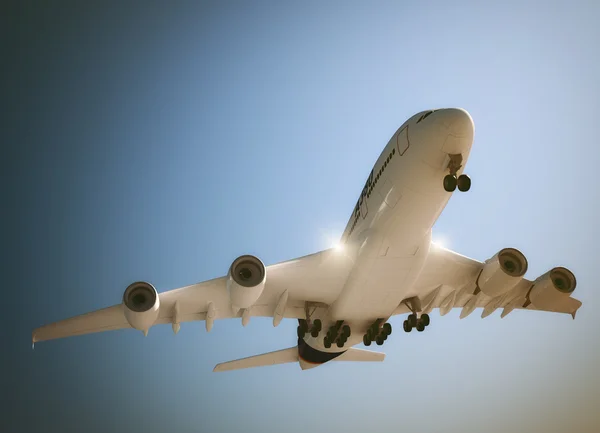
[32,108,582,372]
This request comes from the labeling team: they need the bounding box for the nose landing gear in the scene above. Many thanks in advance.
[443,154,471,192]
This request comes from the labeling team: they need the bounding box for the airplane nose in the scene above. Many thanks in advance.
[436,108,474,154]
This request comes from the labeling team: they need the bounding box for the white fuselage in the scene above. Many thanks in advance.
[299,108,475,368]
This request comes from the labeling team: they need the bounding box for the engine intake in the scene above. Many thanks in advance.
[122,281,160,331]
[227,255,266,313]
[477,248,528,297]
[529,267,576,309]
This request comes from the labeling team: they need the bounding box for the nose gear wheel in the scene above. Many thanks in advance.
[444,154,470,192]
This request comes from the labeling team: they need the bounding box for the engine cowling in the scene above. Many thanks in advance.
[227,255,266,312]
[529,267,576,309]
[122,281,160,331]
[477,248,528,297]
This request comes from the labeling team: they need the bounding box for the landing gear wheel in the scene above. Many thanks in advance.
[383,322,392,336]
[363,334,371,346]
[408,313,418,328]
[336,339,344,348]
[457,174,471,192]
[299,319,309,333]
[421,313,430,327]
[366,328,374,341]
[311,329,319,338]
[403,320,412,333]
[376,336,384,346]
[443,174,457,192]
[324,336,331,348]
[382,333,388,341]
[416,321,425,332]
[342,324,351,337]
[312,319,322,332]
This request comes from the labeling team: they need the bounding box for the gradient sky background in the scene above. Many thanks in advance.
[4,1,600,432]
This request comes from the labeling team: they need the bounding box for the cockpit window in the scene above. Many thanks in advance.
[416,111,433,124]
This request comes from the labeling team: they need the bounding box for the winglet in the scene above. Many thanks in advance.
[571,310,577,320]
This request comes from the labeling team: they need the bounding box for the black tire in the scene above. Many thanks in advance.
[336,339,344,348]
[311,329,319,338]
[416,321,425,332]
[313,319,322,332]
[443,174,457,192]
[457,174,471,192]
[342,325,351,337]
[408,314,418,328]
[383,322,392,335]
[366,328,374,341]
[363,334,371,346]
[376,336,384,346]
[299,319,309,333]
[403,320,411,333]
[382,333,388,341]
[421,313,430,327]
[324,337,332,349]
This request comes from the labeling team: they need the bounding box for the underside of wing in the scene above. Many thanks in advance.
[395,243,582,319]
[33,248,353,344]
[32,305,131,343]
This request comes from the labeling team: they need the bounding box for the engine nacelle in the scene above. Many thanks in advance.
[529,267,576,309]
[122,281,160,331]
[477,248,528,297]
[227,255,266,313]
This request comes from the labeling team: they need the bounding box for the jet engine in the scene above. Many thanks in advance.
[227,255,266,313]
[528,267,577,310]
[122,281,160,331]
[477,248,528,297]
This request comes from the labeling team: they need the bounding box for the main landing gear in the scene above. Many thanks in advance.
[403,313,430,333]
[297,319,321,339]
[362,319,392,346]
[443,154,471,192]
[324,320,351,349]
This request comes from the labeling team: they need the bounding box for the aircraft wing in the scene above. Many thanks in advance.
[32,248,354,344]
[393,244,582,319]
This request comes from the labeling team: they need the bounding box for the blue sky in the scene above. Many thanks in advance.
[4,1,600,432]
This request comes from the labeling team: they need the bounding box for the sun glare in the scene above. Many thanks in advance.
[432,236,449,249]
[332,242,344,252]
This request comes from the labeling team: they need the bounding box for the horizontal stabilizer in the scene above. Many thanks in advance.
[213,346,298,372]
[334,348,385,362]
